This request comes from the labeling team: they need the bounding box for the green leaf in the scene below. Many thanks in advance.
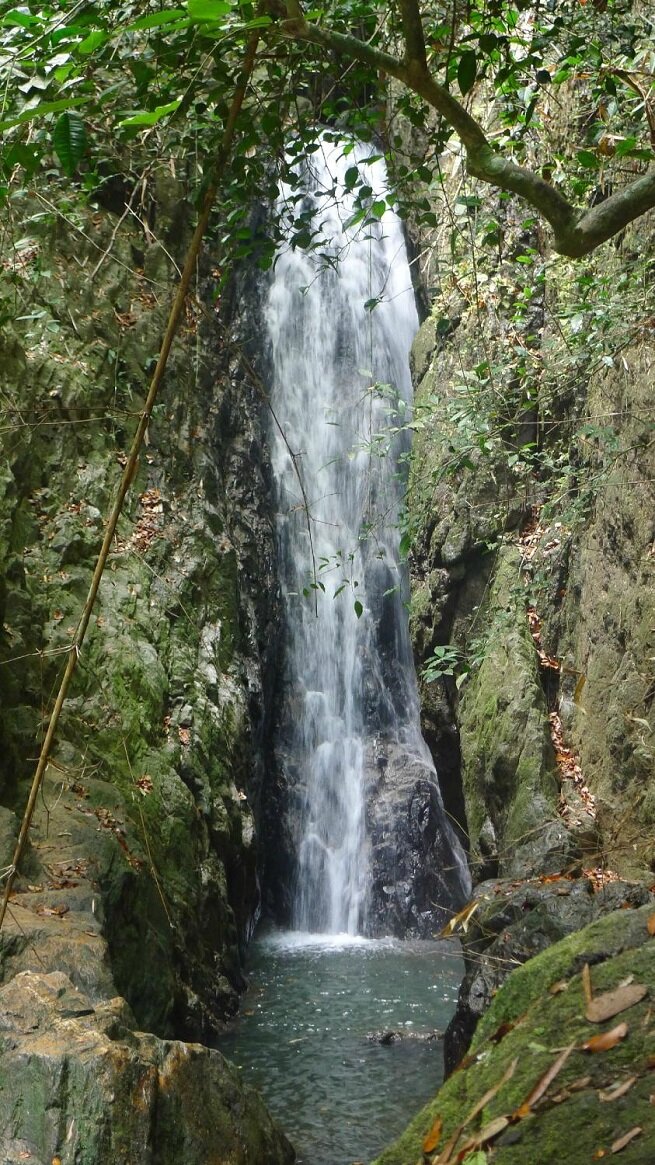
[120,99,182,127]
[187,0,233,21]
[77,29,109,54]
[53,111,86,176]
[371,199,386,218]
[0,96,88,133]
[354,600,363,619]
[1,9,42,28]
[576,149,598,169]
[458,50,477,96]
[129,9,187,29]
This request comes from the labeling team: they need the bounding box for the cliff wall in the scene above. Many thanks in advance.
[0,169,292,1160]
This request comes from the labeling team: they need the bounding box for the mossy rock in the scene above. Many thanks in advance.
[457,546,571,878]
[373,903,655,1165]
[0,970,295,1164]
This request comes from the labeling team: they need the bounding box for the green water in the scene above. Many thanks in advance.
[220,930,463,1165]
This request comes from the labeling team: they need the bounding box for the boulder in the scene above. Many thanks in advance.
[0,970,295,1165]
[373,903,655,1165]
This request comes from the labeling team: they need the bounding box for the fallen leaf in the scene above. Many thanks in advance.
[583,1022,629,1053]
[458,1116,509,1156]
[489,1021,515,1044]
[611,1127,642,1154]
[432,1124,464,1165]
[422,1115,443,1154]
[586,984,648,1024]
[465,1059,518,1126]
[647,913,655,936]
[515,1042,575,1115]
[592,1151,607,1160]
[569,1075,592,1092]
[599,1077,637,1102]
[549,980,569,995]
[573,673,586,705]
[551,1087,571,1104]
[432,1060,517,1164]
[440,899,480,938]
[582,963,593,1006]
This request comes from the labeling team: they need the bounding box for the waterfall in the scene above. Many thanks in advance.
[266,137,470,936]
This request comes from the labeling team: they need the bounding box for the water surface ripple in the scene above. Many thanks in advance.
[220,931,463,1165]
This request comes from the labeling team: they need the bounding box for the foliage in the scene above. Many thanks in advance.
[0,0,654,264]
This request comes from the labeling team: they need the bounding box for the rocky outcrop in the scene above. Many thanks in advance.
[373,902,655,1165]
[0,173,286,1154]
[366,740,469,937]
[443,875,654,1074]
[541,343,655,879]
[0,969,294,1165]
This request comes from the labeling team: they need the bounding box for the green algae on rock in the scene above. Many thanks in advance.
[373,903,655,1165]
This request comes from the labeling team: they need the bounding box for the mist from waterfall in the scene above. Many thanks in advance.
[266,136,468,935]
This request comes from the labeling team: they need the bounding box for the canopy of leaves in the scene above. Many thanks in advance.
[0,0,653,259]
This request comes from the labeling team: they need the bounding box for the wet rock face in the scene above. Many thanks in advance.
[0,180,288,1156]
[0,185,281,1039]
[366,742,467,937]
[0,970,295,1165]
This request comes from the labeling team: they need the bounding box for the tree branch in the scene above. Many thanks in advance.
[281,4,655,257]
[397,0,427,72]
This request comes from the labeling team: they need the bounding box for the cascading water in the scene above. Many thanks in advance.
[267,137,470,937]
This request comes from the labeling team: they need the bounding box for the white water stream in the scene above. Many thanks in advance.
[267,138,466,935]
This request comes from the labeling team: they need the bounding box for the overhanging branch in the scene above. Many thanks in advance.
[281,2,655,257]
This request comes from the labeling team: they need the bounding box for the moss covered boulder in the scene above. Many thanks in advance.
[373,903,655,1165]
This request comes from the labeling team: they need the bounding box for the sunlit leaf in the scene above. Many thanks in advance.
[130,9,187,29]
[76,29,109,54]
[583,1022,629,1053]
[187,0,233,21]
[120,99,181,126]
[0,96,88,133]
[440,899,480,937]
